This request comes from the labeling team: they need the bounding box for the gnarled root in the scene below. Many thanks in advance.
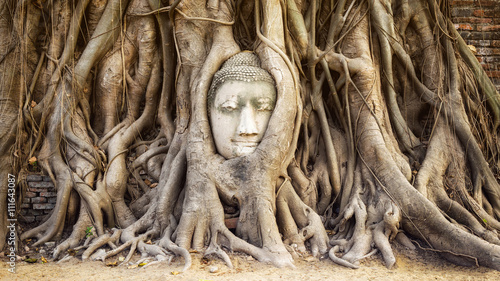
[277,179,329,257]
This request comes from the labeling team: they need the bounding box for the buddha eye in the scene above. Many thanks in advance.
[220,101,238,112]
[257,104,273,111]
[254,97,275,112]
[256,100,274,112]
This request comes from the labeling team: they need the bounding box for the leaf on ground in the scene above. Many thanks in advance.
[138,262,147,267]
[189,250,198,253]
[144,179,151,185]
[145,240,152,244]
[106,261,118,267]
[118,256,125,262]
[31,100,37,108]
[67,249,77,256]
[150,183,158,188]
[41,256,48,263]
[171,271,180,275]
[24,258,38,263]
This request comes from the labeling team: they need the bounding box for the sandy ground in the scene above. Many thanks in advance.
[1,242,499,281]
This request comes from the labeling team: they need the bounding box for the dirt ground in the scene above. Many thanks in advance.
[1,241,499,281]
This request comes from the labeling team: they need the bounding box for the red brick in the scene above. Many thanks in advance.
[26,175,43,182]
[459,31,500,40]
[29,209,46,216]
[475,47,500,55]
[29,181,53,188]
[453,8,474,17]
[20,216,35,223]
[225,217,238,229]
[465,39,493,46]
[39,191,57,197]
[474,1,500,7]
[480,63,499,70]
[451,0,475,6]
[24,191,37,198]
[486,71,500,78]
[31,197,47,203]
[472,8,500,18]
[33,203,55,210]
[453,17,493,24]
[454,23,474,30]
[477,25,500,32]
[35,216,47,221]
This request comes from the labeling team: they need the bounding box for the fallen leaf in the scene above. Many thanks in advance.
[118,256,125,262]
[189,250,198,253]
[171,271,180,275]
[29,156,37,165]
[41,256,48,263]
[106,261,118,267]
[31,100,37,108]
[138,262,147,267]
[67,249,77,256]
[468,44,477,54]
[24,258,38,263]
[150,183,158,188]
[144,179,151,185]
[145,240,152,245]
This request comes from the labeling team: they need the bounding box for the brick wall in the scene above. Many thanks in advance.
[451,0,500,92]
[20,175,57,223]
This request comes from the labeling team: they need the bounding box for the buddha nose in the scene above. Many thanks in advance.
[237,106,258,136]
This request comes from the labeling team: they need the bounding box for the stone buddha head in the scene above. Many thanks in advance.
[208,52,276,159]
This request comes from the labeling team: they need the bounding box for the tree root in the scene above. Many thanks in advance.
[329,245,359,269]
[277,179,329,257]
[82,229,122,261]
[53,205,92,259]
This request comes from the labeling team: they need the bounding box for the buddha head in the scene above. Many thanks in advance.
[208,52,276,159]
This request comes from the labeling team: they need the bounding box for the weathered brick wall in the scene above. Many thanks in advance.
[20,175,56,223]
[451,0,500,92]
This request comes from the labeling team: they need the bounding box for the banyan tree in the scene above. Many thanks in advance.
[1,0,500,271]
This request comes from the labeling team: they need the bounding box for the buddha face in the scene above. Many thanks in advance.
[210,80,276,159]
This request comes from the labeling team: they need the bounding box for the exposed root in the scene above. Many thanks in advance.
[329,245,359,269]
[277,179,329,257]
[82,229,122,261]
[53,206,92,259]
[159,215,191,271]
